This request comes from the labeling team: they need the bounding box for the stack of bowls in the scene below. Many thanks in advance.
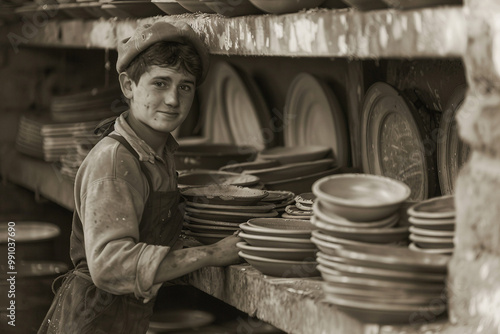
[237,218,319,278]
[248,146,340,194]
[281,192,316,220]
[259,190,296,214]
[310,174,412,251]
[407,195,455,255]
[316,243,449,324]
[181,185,279,244]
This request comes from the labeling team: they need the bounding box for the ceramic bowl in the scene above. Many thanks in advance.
[248,0,326,14]
[237,242,317,261]
[407,195,455,219]
[258,146,332,165]
[239,251,319,278]
[312,174,411,222]
[178,170,260,188]
[152,0,191,14]
[201,0,263,16]
[180,184,269,206]
[241,219,314,237]
[175,143,257,170]
[184,222,239,233]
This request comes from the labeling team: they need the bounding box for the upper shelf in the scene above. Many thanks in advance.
[2,7,466,58]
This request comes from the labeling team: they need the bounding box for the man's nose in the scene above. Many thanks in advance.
[164,87,179,107]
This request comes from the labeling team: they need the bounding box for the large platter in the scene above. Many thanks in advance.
[284,73,349,167]
[361,82,436,201]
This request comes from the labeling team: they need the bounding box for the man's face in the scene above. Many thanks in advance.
[128,65,196,134]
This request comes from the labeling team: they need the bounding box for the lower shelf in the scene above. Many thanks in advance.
[0,144,75,211]
[187,264,451,334]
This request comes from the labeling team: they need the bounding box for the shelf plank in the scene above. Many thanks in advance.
[2,7,466,58]
[187,264,451,334]
[0,145,75,211]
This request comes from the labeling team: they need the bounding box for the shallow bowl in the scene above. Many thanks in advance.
[312,173,411,222]
[175,143,257,170]
[178,170,260,188]
[257,146,331,165]
[180,184,268,205]
[239,251,319,277]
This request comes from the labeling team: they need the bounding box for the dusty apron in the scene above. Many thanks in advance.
[38,134,184,334]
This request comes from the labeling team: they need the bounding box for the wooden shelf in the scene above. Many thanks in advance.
[2,7,466,58]
[187,264,451,334]
[0,145,75,211]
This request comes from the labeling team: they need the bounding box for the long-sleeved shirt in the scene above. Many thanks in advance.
[70,111,179,301]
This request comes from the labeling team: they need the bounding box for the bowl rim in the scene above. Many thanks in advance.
[312,173,411,208]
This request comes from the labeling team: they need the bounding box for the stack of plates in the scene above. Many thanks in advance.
[260,190,296,214]
[238,218,319,278]
[50,86,121,122]
[254,146,341,194]
[281,192,316,220]
[181,185,278,244]
[407,196,456,255]
[317,243,449,324]
[310,174,412,247]
[15,112,100,162]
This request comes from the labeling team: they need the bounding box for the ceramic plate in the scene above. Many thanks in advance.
[408,216,455,231]
[178,171,260,188]
[184,214,241,228]
[243,159,334,183]
[295,202,313,212]
[322,294,447,324]
[184,223,239,234]
[317,264,445,292]
[316,256,447,283]
[333,243,450,272]
[409,226,455,238]
[239,222,312,238]
[285,205,314,217]
[295,192,316,205]
[239,232,316,249]
[239,251,319,278]
[215,62,271,151]
[219,160,280,173]
[149,309,215,331]
[437,84,470,195]
[236,242,317,261]
[185,206,279,222]
[311,216,407,244]
[284,73,349,167]
[261,190,295,203]
[281,213,311,220]
[247,217,313,230]
[409,234,454,249]
[361,82,436,201]
[180,185,269,206]
[407,195,455,219]
[264,167,342,195]
[409,243,453,255]
[258,146,332,165]
[186,201,275,213]
[311,230,378,249]
[313,202,400,229]
[310,236,341,255]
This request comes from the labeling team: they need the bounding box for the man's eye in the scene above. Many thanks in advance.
[154,81,166,88]
[180,85,192,92]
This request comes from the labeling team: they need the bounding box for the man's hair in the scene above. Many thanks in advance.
[125,41,203,84]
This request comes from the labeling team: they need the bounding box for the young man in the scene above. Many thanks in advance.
[39,21,242,334]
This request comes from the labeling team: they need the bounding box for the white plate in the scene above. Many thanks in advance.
[183,214,241,228]
[239,251,319,278]
[284,73,349,167]
[313,201,400,229]
[236,242,317,261]
[409,226,455,238]
[239,222,312,238]
[407,195,455,219]
[311,216,408,244]
[186,201,276,213]
[185,206,279,222]
[316,256,446,283]
[239,232,316,249]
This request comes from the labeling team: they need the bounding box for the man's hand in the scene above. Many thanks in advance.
[207,234,244,267]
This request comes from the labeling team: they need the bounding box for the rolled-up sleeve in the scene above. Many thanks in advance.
[81,176,170,301]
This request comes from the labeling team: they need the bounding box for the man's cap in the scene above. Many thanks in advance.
[116,21,209,85]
